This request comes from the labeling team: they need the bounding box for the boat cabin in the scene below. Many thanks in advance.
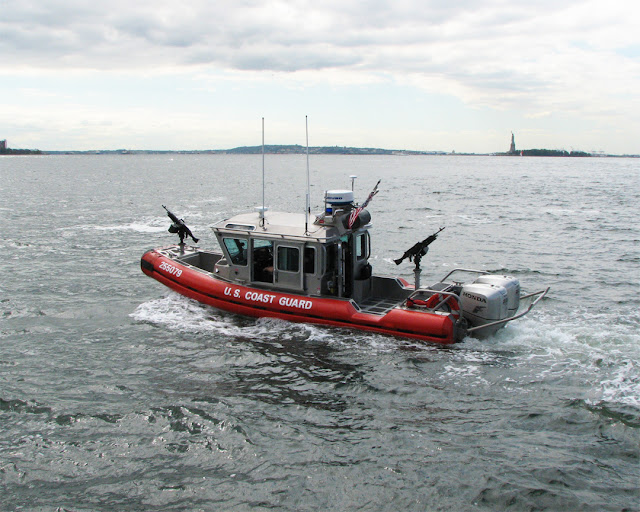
[211,207,374,303]
[164,188,414,315]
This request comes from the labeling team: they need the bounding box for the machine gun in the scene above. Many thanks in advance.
[394,227,445,288]
[163,205,199,248]
[395,227,445,266]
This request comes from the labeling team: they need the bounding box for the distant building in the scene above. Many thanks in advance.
[509,132,516,154]
[0,140,6,151]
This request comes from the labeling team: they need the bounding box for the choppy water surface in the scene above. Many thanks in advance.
[1,154,638,511]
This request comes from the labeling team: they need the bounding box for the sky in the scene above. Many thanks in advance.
[1,0,639,154]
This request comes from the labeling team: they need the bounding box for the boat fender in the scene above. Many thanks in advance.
[425,293,461,320]
[341,209,371,230]
[141,257,155,273]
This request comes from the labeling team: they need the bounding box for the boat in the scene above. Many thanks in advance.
[140,181,548,345]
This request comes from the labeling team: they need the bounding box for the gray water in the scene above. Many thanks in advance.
[1,154,638,511]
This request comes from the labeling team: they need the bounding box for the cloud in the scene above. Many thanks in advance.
[1,0,639,152]
[3,3,637,85]
[3,1,635,71]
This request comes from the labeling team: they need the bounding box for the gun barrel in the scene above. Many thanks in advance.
[163,205,180,224]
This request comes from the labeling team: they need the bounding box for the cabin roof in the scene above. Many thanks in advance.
[212,211,342,241]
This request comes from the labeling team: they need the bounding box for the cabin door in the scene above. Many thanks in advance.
[251,239,274,284]
[273,242,304,291]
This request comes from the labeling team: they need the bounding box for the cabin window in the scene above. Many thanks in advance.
[223,238,248,265]
[277,246,299,273]
[356,232,369,260]
[225,223,255,231]
[304,247,315,274]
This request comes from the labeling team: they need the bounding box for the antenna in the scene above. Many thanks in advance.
[350,175,357,191]
[257,117,268,229]
[262,118,265,214]
[305,116,310,235]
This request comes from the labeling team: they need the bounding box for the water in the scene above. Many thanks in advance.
[1,154,638,511]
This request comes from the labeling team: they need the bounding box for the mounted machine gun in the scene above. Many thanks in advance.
[395,227,445,288]
[163,205,199,253]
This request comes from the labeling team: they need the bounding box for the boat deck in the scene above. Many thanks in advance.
[359,296,402,315]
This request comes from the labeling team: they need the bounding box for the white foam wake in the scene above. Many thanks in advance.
[470,308,640,409]
[130,293,337,343]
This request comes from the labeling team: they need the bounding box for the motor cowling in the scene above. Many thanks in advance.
[474,275,520,317]
[460,282,509,326]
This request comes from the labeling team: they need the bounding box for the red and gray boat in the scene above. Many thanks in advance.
[141,186,548,344]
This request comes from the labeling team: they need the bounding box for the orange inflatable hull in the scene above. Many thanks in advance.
[141,249,457,344]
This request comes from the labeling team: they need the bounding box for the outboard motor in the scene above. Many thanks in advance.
[459,274,521,335]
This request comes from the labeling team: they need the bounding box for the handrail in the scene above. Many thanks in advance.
[466,287,550,333]
[440,268,489,282]
[406,287,462,314]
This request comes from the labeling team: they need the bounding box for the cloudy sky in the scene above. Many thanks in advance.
[1,0,638,154]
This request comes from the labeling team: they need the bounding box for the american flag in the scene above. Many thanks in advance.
[348,179,380,228]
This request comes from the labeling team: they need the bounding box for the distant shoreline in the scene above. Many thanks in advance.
[0,148,43,155]
[1,145,637,158]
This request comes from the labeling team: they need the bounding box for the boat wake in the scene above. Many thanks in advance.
[131,293,433,353]
[466,308,640,414]
[132,293,248,337]
[131,292,337,343]
[132,293,640,419]
[92,219,168,233]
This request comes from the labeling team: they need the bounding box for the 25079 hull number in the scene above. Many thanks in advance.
[159,261,183,277]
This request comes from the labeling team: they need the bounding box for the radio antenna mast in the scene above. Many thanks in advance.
[262,117,265,215]
[305,115,311,235]
[258,117,267,229]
